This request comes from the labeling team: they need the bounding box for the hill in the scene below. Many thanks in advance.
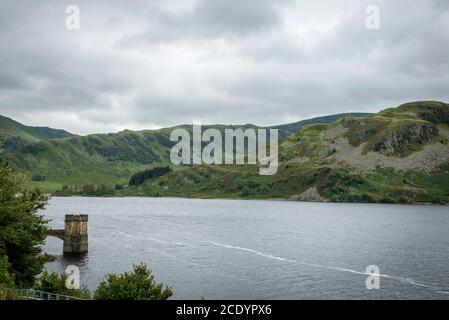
[0,115,74,152]
[1,114,356,190]
[4,128,174,186]
[121,101,449,204]
[2,102,448,204]
[271,113,372,138]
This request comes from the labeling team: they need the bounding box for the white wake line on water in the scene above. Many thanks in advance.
[117,231,192,247]
[112,232,449,294]
[210,241,449,295]
[114,233,256,284]
[146,245,257,285]
[146,237,191,247]
[132,237,258,285]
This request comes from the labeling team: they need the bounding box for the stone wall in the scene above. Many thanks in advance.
[63,214,88,254]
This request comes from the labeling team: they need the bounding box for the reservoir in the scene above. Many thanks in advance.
[42,197,449,299]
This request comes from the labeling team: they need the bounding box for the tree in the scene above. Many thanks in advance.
[93,263,173,300]
[0,256,14,288]
[33,271,90,298]
[0,159,51,287]
[129,166,172,186]
[31,174,46,182]
[81,184,96,195]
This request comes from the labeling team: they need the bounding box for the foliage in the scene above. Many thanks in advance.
[31,174,46,181]
[2,101,449,204]
[54,184,115,196]
[93,263,173,300]
[129,166,172,186]
[0,159,51,287]
[2,114,362,188]
[0,286,25,300]
[33,270,90,299]
[114,184,124,190]
[0,255,14,288]
[81,184,115,196]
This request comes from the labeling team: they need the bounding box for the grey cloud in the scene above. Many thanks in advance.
[193,0,284,35]
[0,0,448,134]
[120,0,288,46]
[0,69,33,91]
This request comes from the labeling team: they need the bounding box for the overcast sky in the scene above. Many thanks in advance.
[0,0,448,134]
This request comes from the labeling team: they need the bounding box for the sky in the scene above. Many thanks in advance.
[0,0,448,135]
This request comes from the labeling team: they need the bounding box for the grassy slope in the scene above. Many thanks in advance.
[271,112,372,138]
[3,114,357,193]
[0,115,74,143]
[343,101,449,156]
[122,101,449,204]
[2,102,449,203]
[118,163,449,204]
[5,129,175,188]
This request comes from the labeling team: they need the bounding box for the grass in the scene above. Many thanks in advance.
[280,124,328,163]
[342,112,443,157]
[331,166,449,204]
[0,115,73,144]
[110,161,449,205]
[27,181,64,194]
[3,101,449,204]
[344,116,391,147]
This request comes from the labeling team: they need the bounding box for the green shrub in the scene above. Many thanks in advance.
[0,255,15,288]
[31,174,46,181]
[93,263,172,300]
[0,286,25,300]
[33,271,90,299]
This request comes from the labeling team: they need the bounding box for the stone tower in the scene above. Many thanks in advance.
[48,214,88,254]
[63,215,88,254]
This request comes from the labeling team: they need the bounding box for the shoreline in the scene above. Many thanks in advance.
[48,194,449,206]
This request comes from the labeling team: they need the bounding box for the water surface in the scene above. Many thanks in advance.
[42,197,449,299]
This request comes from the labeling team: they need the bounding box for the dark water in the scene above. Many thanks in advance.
[41,197,449,299]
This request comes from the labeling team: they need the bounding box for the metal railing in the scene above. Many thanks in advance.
[1,288,89,300]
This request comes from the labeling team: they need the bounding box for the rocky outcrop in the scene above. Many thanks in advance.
[416,102,449,125]
[373,122,438,156]
[341,117,361,129]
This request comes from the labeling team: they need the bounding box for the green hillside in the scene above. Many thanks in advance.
[1,114,356,191]
[3,124,262,188]
[0,115,74,152]
[271,112,372,138]
[121,101,449,204]
[5,129,175,187]
[2,102,449,204]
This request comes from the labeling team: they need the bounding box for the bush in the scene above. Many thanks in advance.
[31,174,46,181]
[0,286,24,300]
[81,184,114,196]
[33,271,90,299]
[240,186,256,197]
[93,263,172,300]
[0,256,14,288]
